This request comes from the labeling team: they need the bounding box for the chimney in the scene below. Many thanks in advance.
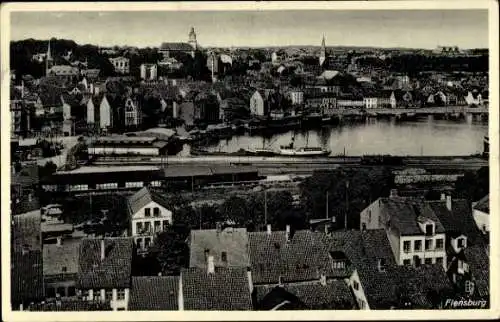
[285,225,291,242]
[100,239,105,261]
[56,236,63,246]
[320,273,327,286]
[267,224,272,235]
[446,195,452,211]
[440,193,446,201]
[207,255,215,274]
[390,189,398,198]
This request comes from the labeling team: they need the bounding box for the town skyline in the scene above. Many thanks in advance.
[11,10,489,49]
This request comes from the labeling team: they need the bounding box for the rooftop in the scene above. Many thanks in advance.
[248,229,333,284]
[464,245,489,297]
[77,237,134,289]
[11,250,44,304]
[12,211,42,253]
[255,280,356,310]
[189,227,249,269]
[56,165,160,175]
[181,267,252,310]
[127,187,171,215]
[28,300,111,311]
[473,194,489,214]
[160,42,194,51]
[129,276,179,311]
[380,197,446,236]
[43,238,81,276]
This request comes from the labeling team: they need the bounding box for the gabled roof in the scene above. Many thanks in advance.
[379,197,446,235]
[77,237,134,289]
[129,276,179,310]
[255,280,357,310]
[127,187,171,216]
[160,42,194,51]
[181,267,253,310]
[428,199,482,243]
[473,194,489,214]
[248,230,333,284]
[189,228,249,268]
[61,93,82,108]
[356,263,453,309]
[12,211,42,253]
[11,250,44,304]
[318,70,340,80]
[463,245,489,297]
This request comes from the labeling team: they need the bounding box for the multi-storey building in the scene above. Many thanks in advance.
[359,191,447,270]
[127,187,173,253]
[109,57,130,74]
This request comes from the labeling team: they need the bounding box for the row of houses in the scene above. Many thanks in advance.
[12,186,489,311]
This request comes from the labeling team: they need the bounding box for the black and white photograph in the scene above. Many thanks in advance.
[2,1,498,319]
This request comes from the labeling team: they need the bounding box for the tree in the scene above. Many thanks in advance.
[300,167,394,230]
[149,225,190,275]
[38,161,57,178]
[454,166,489,202]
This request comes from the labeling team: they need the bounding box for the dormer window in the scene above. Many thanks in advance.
[457,237,466,249]
[425,223,434,236]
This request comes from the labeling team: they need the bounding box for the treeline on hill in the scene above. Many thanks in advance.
[10,38,212,82]
[356,54,488,76]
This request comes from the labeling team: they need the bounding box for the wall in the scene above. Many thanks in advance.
[359,199,384,230]
[399,234,447,270]
[348,270,370,310]
[472,209,489,233]
[88,146,160,156]
[131,201,173,251]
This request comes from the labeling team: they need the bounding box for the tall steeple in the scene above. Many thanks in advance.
[46,39,54,76]
[188,27,197,50]
[319,34,326,66]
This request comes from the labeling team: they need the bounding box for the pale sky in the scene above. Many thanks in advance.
[10,10,489,49]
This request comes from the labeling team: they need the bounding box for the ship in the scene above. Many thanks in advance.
[278,133,330,157]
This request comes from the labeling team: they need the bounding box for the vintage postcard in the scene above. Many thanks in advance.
[1,1,498,321]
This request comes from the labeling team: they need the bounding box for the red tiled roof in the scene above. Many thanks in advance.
[129,276,179,310]
[181,267,252,310]
[77,237,134,289]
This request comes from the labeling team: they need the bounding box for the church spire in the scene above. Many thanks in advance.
[47,39,52,59]
[319,34,326,66]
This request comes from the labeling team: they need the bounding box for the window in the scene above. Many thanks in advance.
[414,240,422,251]
[403,241,411,253]
[436,257,444,266]
[403,259,411,266]
[62,266,67,273]
[117,289,126,300]
[221,251,227,263]
[353,280,360,291]
[425,224,434,236]
[425,258,433,265]
[332,260,346,269]
[145,238,151,248]
[465,281,474,295]
[154,221,161,232]
[47,287,56,298]
[136,222,143,233]
[414,255,421,267]
[56,287,66,297]
[368,210,372,222]
[358,298,365,309]
[144,208,151,217]
[144,222,151,233]
[153,207,160,216]
[67,286,76,297]
[457,238,466,248]
[105,289,113,301]
[435,238,444,250]
[425,239,432,250]
[163,220,169,231]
